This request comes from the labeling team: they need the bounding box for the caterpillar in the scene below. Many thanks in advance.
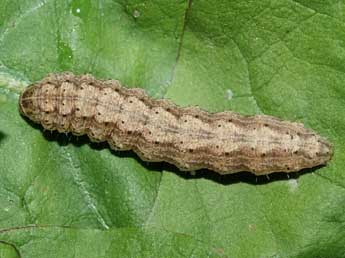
[19,72,332,175]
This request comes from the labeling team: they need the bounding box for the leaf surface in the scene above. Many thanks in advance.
[0,1,345,257]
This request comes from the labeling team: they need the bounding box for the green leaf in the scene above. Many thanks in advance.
[1,0,345,257]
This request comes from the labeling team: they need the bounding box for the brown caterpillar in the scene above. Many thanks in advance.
[19,72,332,175]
